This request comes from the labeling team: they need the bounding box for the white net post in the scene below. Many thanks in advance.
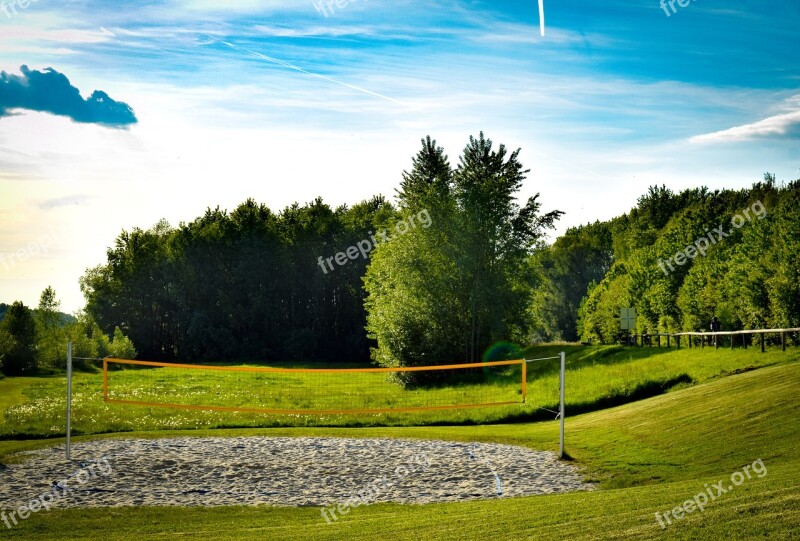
[559,350,565,459]
[66,341,72,461]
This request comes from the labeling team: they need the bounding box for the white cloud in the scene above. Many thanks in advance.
[176,0,301,12]
[690,96,800,143]
[0,25,114,44]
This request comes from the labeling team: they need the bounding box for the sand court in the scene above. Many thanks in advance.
[0,437,594,510]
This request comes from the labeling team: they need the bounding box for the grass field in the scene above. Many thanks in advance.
[1,344,799,540]
[0,344,790,439]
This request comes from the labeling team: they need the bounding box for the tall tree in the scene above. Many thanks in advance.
[453,133,562,360]
[35,286,65,368]
[365,133,562,377]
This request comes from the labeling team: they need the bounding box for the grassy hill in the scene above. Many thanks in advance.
[0,344,793,439]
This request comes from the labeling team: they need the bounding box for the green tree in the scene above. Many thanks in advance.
[83,196,394,364]
[0,301,37,375]
[365,137,462,378]
[108,326,137,359]
[452,133,562,360]
[0,327,15,376]
[576,175,792,343]
[532,221,613,341]
[63,311,108,361]
[35,286,66,369]
[365,133,562,378]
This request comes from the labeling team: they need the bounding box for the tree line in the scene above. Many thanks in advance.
[76,133,561,369]
[8,134,794,375]
[534,174,800,343]
[0,287,136,375]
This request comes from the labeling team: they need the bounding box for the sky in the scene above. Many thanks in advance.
[0,0,798,313]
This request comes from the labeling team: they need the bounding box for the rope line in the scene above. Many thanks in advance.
[468,444,502,496]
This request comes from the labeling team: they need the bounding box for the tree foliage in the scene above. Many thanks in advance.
[365,134,562,377]
[575,174,800,343]
[532,221,613,341]
[0,301,37,374]
[82,197,396,363]
[1,288,138,373]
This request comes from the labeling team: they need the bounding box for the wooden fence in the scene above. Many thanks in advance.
[633,328,800,353]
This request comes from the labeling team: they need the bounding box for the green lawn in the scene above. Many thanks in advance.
[1,346,798,540]
[0,344,793,438]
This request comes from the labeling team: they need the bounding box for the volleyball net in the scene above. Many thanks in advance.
[102,358,534,415]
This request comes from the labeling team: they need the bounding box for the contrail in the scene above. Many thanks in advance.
[201,35,408,107]
[538,0,546,36]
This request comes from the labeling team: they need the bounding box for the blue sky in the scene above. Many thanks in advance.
[1,0,798,311]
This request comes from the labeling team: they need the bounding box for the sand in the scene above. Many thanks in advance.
[0,437,594,510]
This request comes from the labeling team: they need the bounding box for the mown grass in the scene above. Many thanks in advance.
[1,358,798,540]
[0,344,795,439]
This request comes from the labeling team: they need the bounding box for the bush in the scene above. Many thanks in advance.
[107,326,137,359]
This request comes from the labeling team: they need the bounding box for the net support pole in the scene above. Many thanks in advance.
[521,359,527,403]
[559,351,565,459]
[66,341,72,461]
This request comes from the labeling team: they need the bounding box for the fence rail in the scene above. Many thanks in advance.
[631,328,800,353]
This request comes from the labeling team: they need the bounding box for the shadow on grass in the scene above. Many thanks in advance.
[473,373,695,426]
[566,373,693,416]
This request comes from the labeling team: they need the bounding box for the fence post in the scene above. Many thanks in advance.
[782,332,786,352]
[761,333,765,353]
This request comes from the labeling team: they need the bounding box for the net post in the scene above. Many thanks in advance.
[521,359,527,403]
[559,351,565,459]
[66,341,72,461]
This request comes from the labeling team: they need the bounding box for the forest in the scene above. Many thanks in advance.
[2,134,798,374]
[536,174,800,343]
[78,133,562,365]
